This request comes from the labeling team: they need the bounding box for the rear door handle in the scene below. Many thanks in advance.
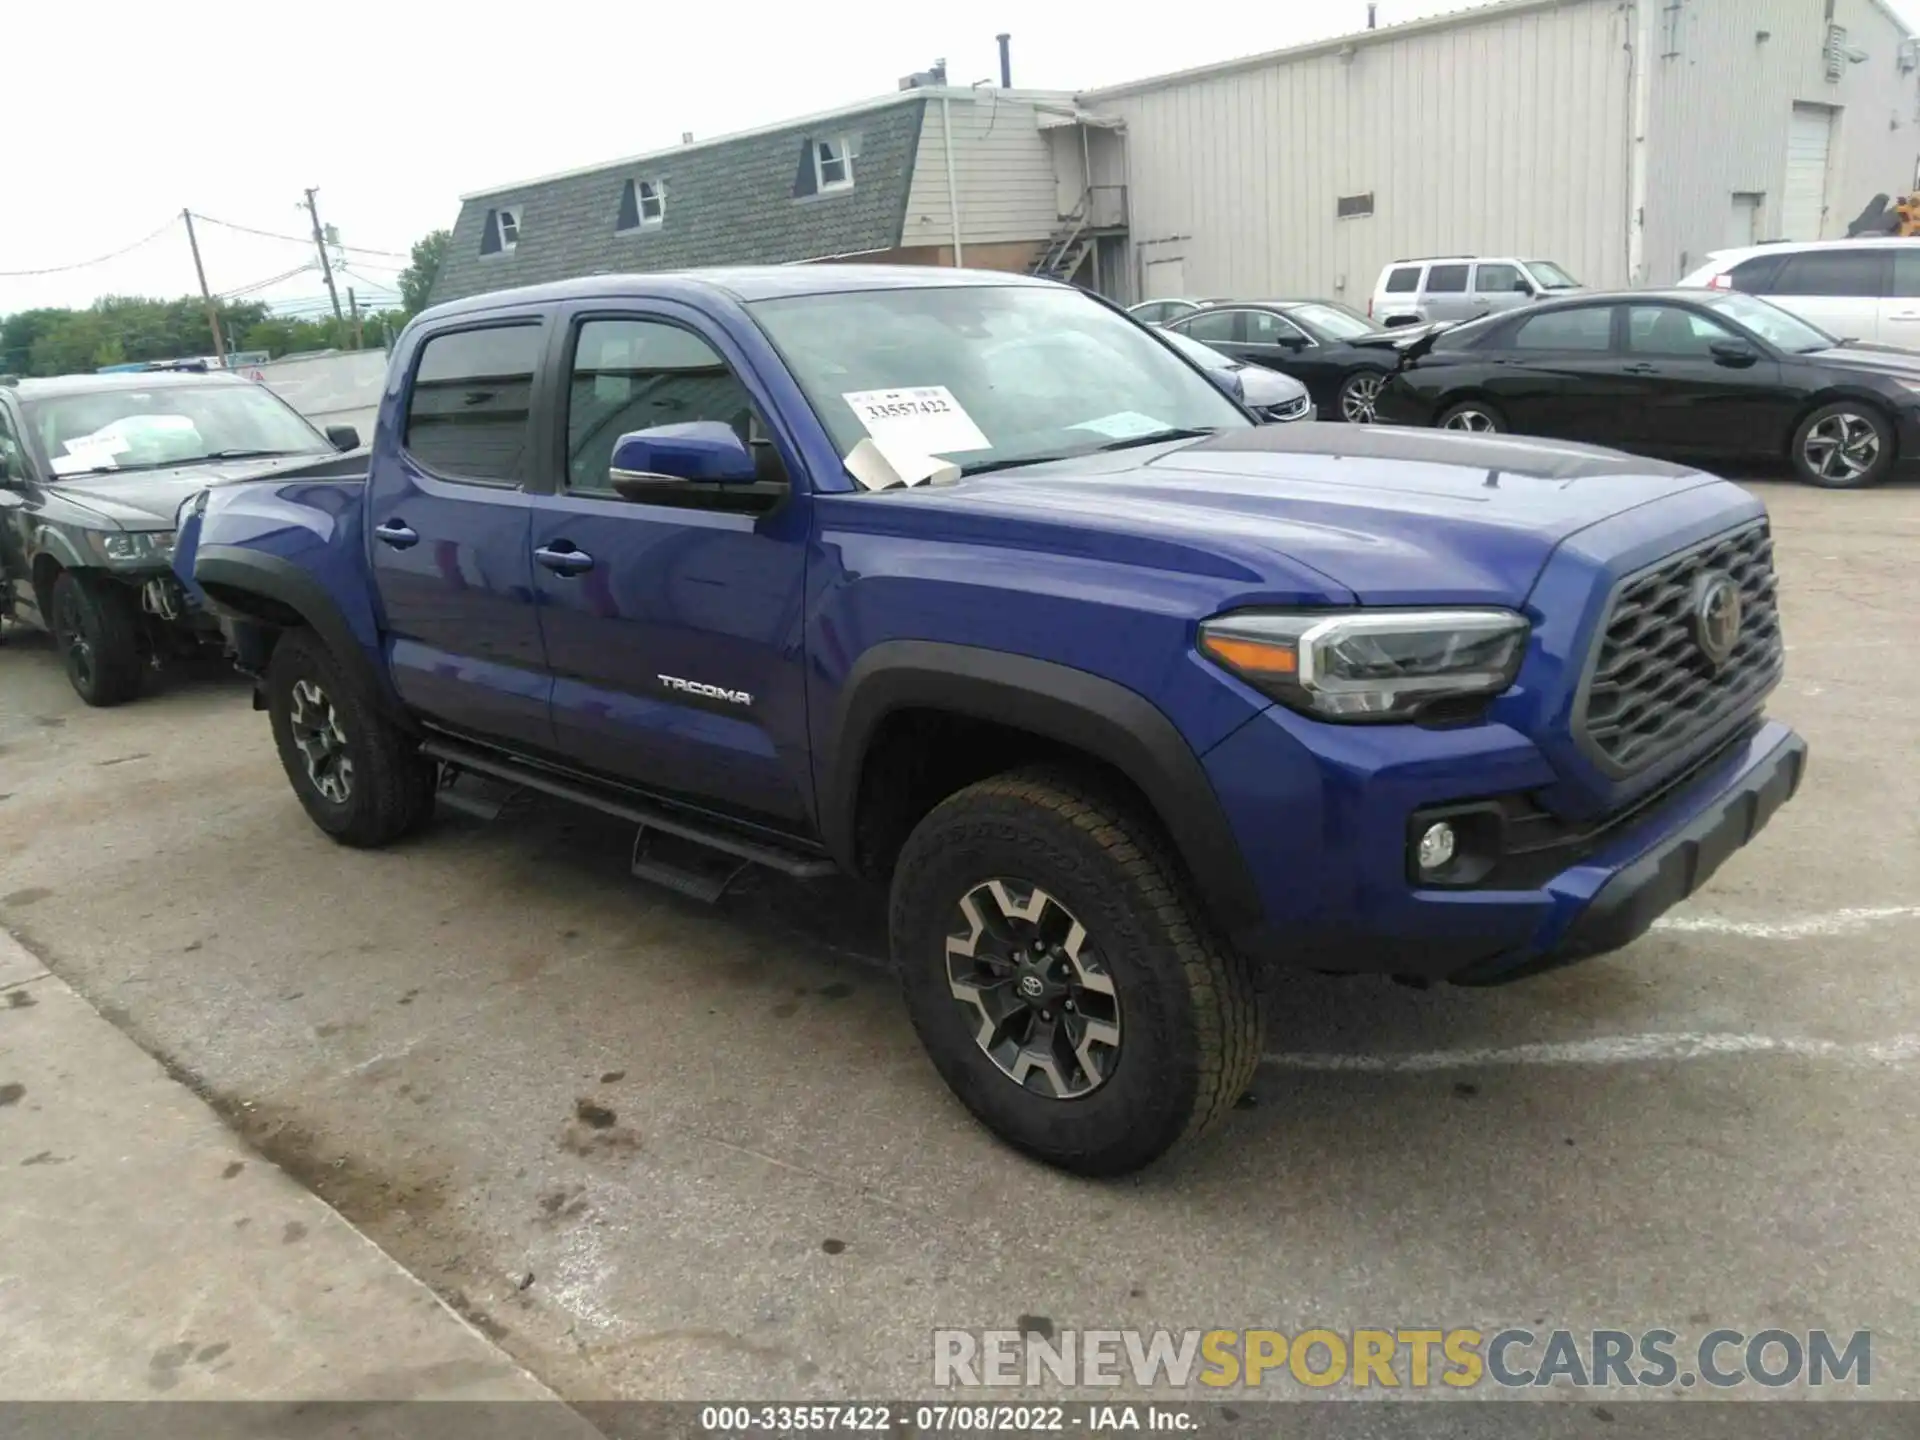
[534,542,594,577]
[1888,311,1920,322]
[1622,362,1659,375]
[373,519,418,549]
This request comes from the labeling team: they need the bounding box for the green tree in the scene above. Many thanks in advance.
[398,229,451,316]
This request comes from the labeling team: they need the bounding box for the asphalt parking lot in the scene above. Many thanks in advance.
[2,477,1917,1404]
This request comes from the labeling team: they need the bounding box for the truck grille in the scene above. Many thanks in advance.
[1576,522,1782,775]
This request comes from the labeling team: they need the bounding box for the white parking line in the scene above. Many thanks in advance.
[1261,1032,1920,1072]
[1650,905,1920,940]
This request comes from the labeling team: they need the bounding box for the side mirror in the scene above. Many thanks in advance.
[609,421,757,497]
[1276,334,1309,351]
[1709,338,1759,367]
[325,424,361,452]
[1202,368,1247,405]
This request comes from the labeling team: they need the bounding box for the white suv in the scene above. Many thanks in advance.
[1677,239,1920,346]
[1368,256,1583,327]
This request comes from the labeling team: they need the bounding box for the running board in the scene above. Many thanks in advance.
[418,739,837,895]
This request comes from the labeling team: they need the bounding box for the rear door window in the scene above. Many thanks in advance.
[1510,305,1616,351]
[1424,264,1469,294]
[404,323,544,484]
[1772,250,1889,298]
[1179,309,1242,344]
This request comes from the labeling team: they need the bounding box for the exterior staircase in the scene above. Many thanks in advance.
[1030,196,1095,283]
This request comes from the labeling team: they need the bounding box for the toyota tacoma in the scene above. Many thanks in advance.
[171,268,1806,1174]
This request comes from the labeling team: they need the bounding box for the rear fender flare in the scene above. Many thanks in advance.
[818,640,1264,934]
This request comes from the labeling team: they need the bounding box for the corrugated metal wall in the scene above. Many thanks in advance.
[902,95,1063,248]
[1644,0,1920,280]
[1087,0,1634,303]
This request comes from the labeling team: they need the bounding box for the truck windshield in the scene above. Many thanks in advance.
[1524,260,1581,290]
[749,284,1251,477]
[26,383,331,477]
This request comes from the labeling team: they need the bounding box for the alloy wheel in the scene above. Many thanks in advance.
[1802,412,1880,483]
[1443,408,1499,432]
[1341,373,1384,424]
[52,586,94,692]
[288,679,355,804]
[945,879,1122,1099]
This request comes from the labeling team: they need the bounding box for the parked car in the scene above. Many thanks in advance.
[1156,328,1314,421]
[1676,238,1920,347]
[0,370,364,704]
[1126,298,1225,325]
[1375,288,1920,487]
[1164,300,1403,422]
[1370,256,1583,328]
[176,267,1804,1174]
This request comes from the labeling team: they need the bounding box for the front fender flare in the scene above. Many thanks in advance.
[193,544,399,713]
[818,640,1264,934]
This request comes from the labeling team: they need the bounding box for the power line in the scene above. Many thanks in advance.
[189,211,409,259]
[0,215,179,277]
[219,262,316,299]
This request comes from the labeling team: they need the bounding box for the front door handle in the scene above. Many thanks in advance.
[373,519,419,549]
[534,542,595,577]
[1622,362,1659,375]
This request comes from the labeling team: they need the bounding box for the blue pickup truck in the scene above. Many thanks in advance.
[174,266,1806,1174]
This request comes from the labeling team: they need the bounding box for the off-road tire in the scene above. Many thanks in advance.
[890,767,1263,1175]
[49,570,144,707]
[266,628,436,847]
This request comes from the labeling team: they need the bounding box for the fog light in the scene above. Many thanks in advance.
[1417,821,1457,873]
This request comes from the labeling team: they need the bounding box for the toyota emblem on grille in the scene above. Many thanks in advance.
[1690,571,1742,668]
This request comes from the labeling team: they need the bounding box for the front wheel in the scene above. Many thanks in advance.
[1339,370,1387,424]
[266,629,437,847]
[1437,399,1506,434]
[49,570,144,706]
[890,768,1263,1175]
[1791,402,1893,489]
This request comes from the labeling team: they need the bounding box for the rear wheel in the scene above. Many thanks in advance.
[1339,370,1386,424]
[1791,402,1893,488]
[890,768,1262,1175]
[49,570,144,707]
[1437,399,1506,434]
[266,629,437,847]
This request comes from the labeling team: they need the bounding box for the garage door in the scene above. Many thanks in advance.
[1783,104,1835,241]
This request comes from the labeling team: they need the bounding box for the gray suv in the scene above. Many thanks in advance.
[1369,256,1582,328]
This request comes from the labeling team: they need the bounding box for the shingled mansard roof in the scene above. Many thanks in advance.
[430,95,928,303]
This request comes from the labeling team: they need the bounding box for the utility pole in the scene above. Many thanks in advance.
[182,210,228,366]
[348,288,363,350]
[303,187,344,322]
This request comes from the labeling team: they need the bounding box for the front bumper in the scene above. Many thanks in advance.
[1211,712,1807,984]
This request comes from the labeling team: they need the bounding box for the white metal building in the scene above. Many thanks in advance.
[1083,0,1920,305]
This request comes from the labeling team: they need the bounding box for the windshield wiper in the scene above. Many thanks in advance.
[1088,426,1219,453]
[189,448,306,462]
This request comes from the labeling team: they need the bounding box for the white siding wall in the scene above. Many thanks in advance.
[902,95,1063,247]
[1643,0,1920,281]
[1087,0,1634,303]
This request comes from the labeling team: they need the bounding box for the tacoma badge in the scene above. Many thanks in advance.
[658,674,754,706]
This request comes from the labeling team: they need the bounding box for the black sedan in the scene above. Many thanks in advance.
[1163,299,1403,424]
[1375,289,1920,488]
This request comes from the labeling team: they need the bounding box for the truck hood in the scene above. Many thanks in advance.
[47,451,353,530]
[881,425,1735,606]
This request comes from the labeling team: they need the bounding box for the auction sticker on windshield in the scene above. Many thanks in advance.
[49,432,131,475]
[842,386,990,456]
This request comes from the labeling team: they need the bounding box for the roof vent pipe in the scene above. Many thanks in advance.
[1367,4,1377,27]
[997,33,1012,88]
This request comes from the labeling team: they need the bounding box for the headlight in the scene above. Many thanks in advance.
[1198,608,1530,722]
[88,530,176,566]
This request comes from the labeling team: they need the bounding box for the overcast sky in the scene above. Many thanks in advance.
[8,0,1920,318]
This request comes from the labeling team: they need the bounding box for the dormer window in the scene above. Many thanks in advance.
[814,136,853,192]
[618,178,665,232]
[481,206,522,256]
